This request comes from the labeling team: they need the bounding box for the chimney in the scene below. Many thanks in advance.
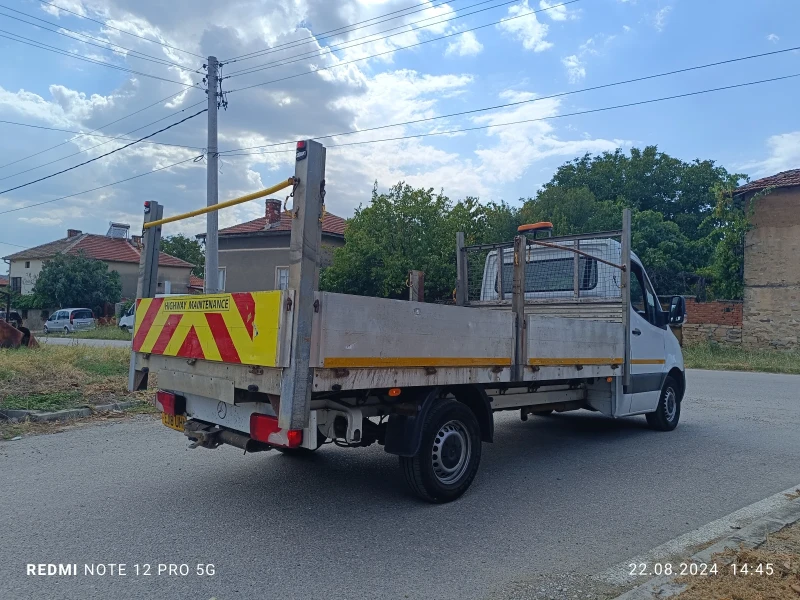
[265,199,281,228]
[67,229,82,238]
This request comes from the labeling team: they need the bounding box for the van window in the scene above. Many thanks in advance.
[630,262,659,325]
[497,256,597,294]
[71,309,93,320]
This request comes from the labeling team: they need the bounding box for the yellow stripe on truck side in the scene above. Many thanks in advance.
[528,357,623,366]
[322,357,513,369]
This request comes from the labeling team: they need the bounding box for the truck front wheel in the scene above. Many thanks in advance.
[645,376,681,431]
[400,398,482,503]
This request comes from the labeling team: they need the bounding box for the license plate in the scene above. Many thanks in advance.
[161,413,186,432]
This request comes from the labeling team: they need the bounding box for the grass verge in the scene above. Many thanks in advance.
[0,344,150,412]
[43,325,131,341]
[683,343,800,375]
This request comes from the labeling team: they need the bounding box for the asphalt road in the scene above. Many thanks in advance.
[2,369,799,600]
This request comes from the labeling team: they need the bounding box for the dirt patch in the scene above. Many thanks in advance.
[672,519,800,600]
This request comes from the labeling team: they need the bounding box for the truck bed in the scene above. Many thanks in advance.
[133,290,624,396]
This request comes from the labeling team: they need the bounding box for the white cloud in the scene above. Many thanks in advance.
[739,131,800,176]
[18,216,64,226]
[538,0,578,21]
[652,6,672,32]
[623,25,632,33]
[767,33,780,43]
[498,1,553,52]
[562,55,585,83]
[445,31,483,57]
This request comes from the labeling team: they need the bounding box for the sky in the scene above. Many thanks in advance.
[0,0,799,261]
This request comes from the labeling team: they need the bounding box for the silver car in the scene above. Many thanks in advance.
[43,308,96,334]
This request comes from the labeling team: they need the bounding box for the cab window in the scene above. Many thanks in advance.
[630,262,659,326]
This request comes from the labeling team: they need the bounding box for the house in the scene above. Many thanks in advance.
[734,168,800,349]
[2,223,195,299]
[0,274,8,288]
[198,199,346,292]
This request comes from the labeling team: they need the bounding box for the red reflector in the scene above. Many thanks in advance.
[250,413,303,448]
[156,390,177,415]
[296,140,306,150]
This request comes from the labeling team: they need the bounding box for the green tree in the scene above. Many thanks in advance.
[321,183,520,301]
[160,234,204,277]
[33,252,122,314]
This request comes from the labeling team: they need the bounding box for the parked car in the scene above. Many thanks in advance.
[119,304,135,333]
[0,310,23,329]
[43,308,96,334]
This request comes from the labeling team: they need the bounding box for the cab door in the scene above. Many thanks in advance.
[627,261,666,413]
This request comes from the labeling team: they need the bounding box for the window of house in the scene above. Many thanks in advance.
[10,277,21,293]
[25,261,30,269]
[275,267,289,290]
[217,267,226,292]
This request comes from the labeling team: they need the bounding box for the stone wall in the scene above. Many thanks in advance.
[681,299,743,346]
[742,187,800,350]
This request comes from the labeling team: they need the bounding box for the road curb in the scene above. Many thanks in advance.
[611,494,800,600]
[1,401,143,423]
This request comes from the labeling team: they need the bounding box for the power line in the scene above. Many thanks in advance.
[0,241,28,248]
[226,0,533,78]
[0,89,198,170]
[0,109,207,195]
[226,0,581,93]
[0,5,197,72]
[221,45,800,155]
[221,73,800,155]
[0,99,207,181]
[3,73,797,217]
[0,29,196,87]
[38,0,203,59]
[0,119,203,150]
[225,0,471,65]
[0,156,201,215]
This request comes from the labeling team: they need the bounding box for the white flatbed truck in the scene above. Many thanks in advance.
[129,140,687,502]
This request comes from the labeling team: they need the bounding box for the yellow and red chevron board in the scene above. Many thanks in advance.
[132,292,283,367]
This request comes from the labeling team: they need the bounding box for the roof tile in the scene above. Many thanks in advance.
[218,210,347,236]
[735,168,800,195]
[2,233,193,268]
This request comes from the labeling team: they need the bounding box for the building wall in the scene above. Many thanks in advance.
[109,261,193,299]
[675,299,743,346]
[743,187,800,350]
[8,258,45,294]
[218,232,344,293]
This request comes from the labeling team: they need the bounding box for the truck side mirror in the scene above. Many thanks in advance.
[669,296,686,325]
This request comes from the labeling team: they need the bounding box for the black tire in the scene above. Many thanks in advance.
[646,376,681,431]
[531,409,553,416]
[399,398,482,503]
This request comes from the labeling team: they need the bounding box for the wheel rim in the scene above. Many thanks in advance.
[664,388,677,421]
[431,420,471,485]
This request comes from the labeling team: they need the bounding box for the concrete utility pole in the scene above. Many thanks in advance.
[204,56,219,294]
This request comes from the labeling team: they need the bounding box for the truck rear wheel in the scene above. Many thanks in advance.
[399,398,482,503]
[646,376,681,431]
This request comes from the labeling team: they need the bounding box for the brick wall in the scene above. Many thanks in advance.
[685,300,742,326]
[681,299,743,346]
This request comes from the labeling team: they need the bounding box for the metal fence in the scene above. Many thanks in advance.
[458,231,626,305]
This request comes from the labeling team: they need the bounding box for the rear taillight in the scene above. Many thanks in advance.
[155,390,185,415]
[70,313,74,324]
[250,414,303,448]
